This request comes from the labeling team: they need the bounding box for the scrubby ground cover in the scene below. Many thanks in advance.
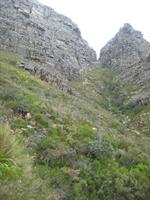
[0,51,150,199]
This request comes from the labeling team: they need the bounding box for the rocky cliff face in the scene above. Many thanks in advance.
[99,23,150,87]
[98,23,150,124]
[99,23,150,69]
[0,0,96,80]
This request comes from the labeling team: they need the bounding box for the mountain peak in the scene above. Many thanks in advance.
[99,23,150,68]
[120,23,134,33]
[117,23,143,38]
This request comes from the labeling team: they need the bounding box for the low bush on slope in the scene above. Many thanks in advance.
[0,51,150,200]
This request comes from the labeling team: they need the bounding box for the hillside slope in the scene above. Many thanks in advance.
[0,51,150,200]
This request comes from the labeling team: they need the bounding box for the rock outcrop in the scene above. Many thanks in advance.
[99,23,150,69]
[17,61,73,94]
[0,0,96,80]
[98,23,150,109]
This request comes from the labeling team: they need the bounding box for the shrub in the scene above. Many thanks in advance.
[34,113,49,127]
[80,159,150,200]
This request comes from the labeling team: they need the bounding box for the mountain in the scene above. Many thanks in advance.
[99,23,150,69]
[0,1,150,200]
[98,24,150,136]
[0,0,96,80]
[1,49,150,200]
[99,23,150,88]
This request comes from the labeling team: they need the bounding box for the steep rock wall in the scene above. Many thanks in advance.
[0,0,96,80]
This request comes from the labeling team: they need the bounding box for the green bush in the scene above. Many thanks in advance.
[34,113,49,127]
[79,159,150,200]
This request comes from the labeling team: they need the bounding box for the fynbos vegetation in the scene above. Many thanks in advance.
[0,50,150,199]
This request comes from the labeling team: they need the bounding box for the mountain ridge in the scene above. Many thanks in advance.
[0,1,150,200]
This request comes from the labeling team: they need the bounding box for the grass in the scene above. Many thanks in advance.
[0,124,35,200]
[0,50,150,199]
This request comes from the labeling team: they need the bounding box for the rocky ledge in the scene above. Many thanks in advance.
[0,0,96,80]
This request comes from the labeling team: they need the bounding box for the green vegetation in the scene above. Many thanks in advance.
[0,51,150,199]
[0,124,46,200]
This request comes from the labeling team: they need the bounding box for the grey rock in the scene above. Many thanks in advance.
[16,60,73,94]
[99,23,150,69]
[98,23,150,89]
[0,0,96,80]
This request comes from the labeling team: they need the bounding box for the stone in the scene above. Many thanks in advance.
[16,61,74,94]
[99,23,150,69]
[98,23,150,88]
[0,0,96,80]
[25,113,32,120]
[27,125,33,129]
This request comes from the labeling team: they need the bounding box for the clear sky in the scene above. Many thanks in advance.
[39,0,150,56]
